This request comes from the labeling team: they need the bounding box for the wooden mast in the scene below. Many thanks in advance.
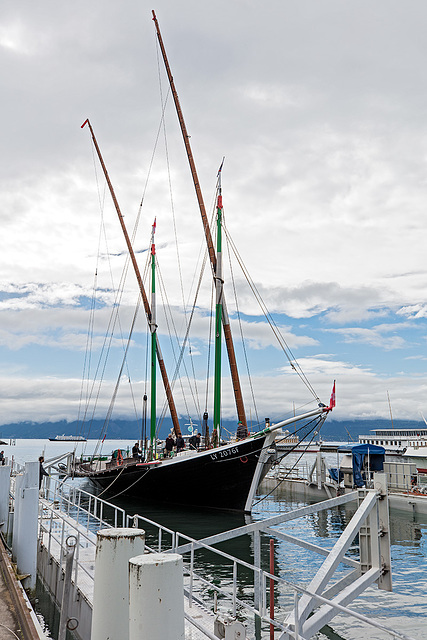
[81,118,182,437]
[152,10,248,429]
[213,169,224,445]
[150,219,157,457]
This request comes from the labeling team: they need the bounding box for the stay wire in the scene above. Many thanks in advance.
[223,209,260,427]
[252,414,327,507]
[91,301,141,460]
[79,175,131,443]
[222,224,320,402]
[82,127,157,449]
[156,246,210,431]
[156,257,193,421]
[205,270,215,415]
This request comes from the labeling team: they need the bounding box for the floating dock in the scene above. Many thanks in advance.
[266,450,427,515]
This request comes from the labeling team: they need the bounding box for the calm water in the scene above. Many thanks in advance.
[7,439,427,639]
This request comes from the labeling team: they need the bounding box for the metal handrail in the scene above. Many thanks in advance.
[38,502,97,590]
[127,509,415,640]
[47,476,126,530]
[40,480,416,640]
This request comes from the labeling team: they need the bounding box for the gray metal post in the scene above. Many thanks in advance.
[58,535,77,640]
[358,488,371,574]
[0,465,11,531]
[253,529,261,612]
[11,473,22,562]
[12,461,38,589]
[373,472,392,591]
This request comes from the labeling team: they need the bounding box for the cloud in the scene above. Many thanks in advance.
[326,326,406,350]
[2,1,427,424]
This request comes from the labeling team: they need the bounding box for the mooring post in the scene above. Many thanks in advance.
[0,464,11,532]
[129,553,184,640]
[91,527,145,640]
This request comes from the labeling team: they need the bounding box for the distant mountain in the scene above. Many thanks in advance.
[320,419,426,442]
[0,417,425,441]
[0,419,142,440]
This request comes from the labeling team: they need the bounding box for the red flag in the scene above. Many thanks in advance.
[329,380,336,410]
[151,218,156,256]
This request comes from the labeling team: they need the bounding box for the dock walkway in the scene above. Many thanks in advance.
[0,535,45,639]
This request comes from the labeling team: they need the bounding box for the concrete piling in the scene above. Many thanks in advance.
[91,527,145,640]
[129,552,185,640]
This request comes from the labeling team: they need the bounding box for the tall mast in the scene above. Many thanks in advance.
[151,11,247,430]
[150,219,157,457]
[81,119,182,437]
[213,168,224,443]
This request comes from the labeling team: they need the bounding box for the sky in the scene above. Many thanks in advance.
[1,0,427,431]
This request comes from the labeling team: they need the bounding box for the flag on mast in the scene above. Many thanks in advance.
[329,380,336,410]
[151,218,156,255]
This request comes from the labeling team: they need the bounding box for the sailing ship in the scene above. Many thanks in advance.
[49,434,87,442]
[73,14,333,512]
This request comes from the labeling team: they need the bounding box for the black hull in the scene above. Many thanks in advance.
[77,435,271,511]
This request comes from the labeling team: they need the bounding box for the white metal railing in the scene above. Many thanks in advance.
[39,500,97,589]
[128,513,177,552]
[36,478,417,640]
[127,506,414,640]
[46,476,126,531]
[269,455,427,496]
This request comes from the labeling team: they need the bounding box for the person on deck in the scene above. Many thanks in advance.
[189,432,201,450]
[39,456,48,489]
[175,435,185,453]
[236,421,248,440]
[0,451,4,465]
[132,442,141,459]
[165,434,174,457]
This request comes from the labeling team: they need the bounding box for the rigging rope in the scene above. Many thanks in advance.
[155,246,210,430]
[222,223,320,402]
[224,210,260,427]
[252,413,328,507]
[90,301,142,461]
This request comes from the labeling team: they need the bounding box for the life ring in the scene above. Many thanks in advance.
[240,456,248,464]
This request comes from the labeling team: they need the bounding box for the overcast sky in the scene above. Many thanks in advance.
[2,0,427,432]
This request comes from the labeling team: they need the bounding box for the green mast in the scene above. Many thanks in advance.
[150,219,157,459]
[213,166,224,445]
